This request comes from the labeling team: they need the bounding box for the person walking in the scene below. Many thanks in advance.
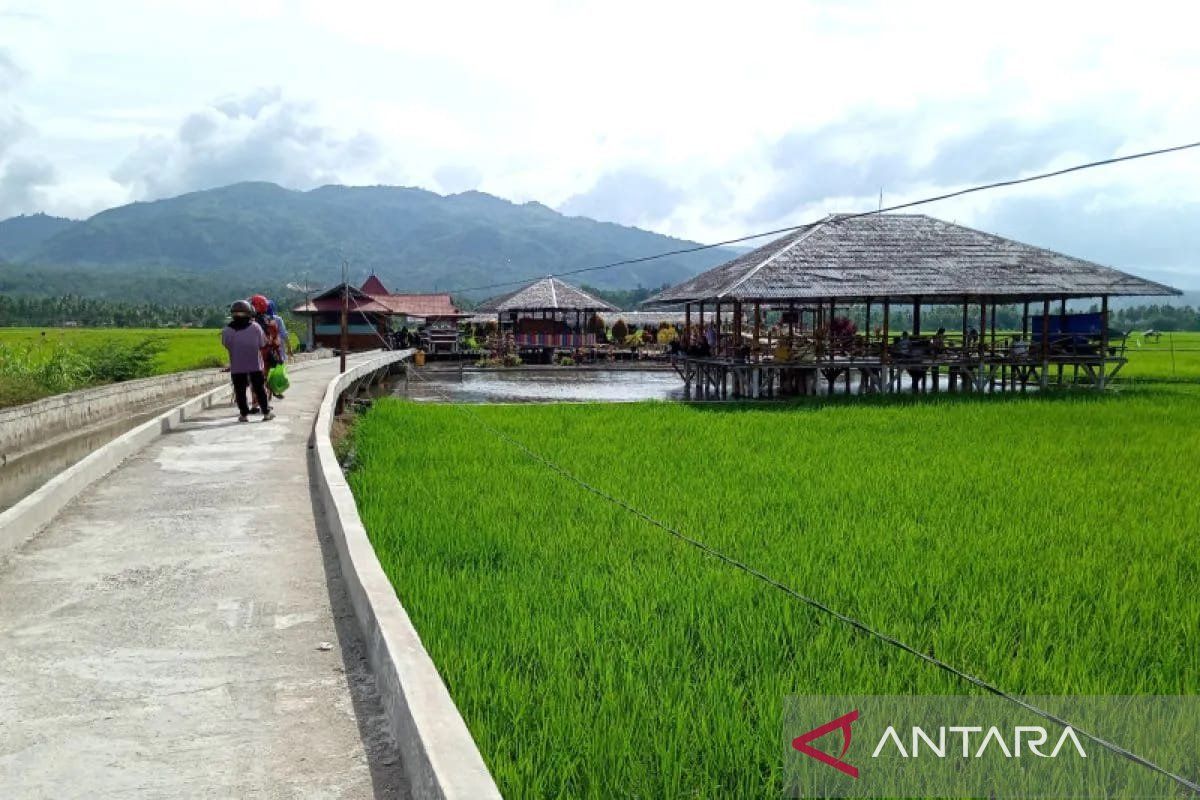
[249,294,282,409]
[221,300,274,422]
[265,298,290,399]
[266,299,290,363]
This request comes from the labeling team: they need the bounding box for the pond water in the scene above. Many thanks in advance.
[394,367,686,404]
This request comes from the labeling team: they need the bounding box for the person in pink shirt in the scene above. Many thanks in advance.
[220,299,274,422]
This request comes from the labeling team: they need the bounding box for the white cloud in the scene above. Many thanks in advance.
[111,88,388,199]
[0,0,1197,283]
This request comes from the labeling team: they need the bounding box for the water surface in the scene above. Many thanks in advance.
[395,367,685,404]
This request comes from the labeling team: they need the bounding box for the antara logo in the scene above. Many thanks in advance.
[792,710,860,778]
[793,710,1088,779]
[871,724,1088,759]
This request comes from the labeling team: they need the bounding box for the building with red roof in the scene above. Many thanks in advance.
[292,274,464,352]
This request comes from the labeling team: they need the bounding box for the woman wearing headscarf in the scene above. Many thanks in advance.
[221,300,274,422]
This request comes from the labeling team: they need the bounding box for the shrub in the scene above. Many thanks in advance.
[82,337,165,382]
[587,314,607,337]
[611,319,628,343]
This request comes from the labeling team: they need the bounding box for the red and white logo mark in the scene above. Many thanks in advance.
[792,709,860,779]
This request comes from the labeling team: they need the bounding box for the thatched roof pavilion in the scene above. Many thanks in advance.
[477,276,618,314]
[476,276,619,350]
[644,214,1179,398]
[645,214,1177,306]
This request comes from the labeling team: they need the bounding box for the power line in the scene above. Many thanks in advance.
[446,139,1200,297]
[399,365,1199,796]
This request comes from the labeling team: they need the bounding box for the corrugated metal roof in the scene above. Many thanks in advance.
[360,274,390,295]
[477,276,619,313]
[293,282,463,317]
[644,214,1180,305]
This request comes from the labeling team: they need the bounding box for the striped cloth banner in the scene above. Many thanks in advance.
[514,333,597,347]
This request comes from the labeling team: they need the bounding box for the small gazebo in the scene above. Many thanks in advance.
[476,276,618,349]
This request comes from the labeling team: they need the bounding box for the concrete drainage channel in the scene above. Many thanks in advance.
[0,349,502,799]
[0,352,332,557]
[312,350,503,800]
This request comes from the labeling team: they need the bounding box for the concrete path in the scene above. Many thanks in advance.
[0,358,408,799]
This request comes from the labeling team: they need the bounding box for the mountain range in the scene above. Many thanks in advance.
[0,183,736,304]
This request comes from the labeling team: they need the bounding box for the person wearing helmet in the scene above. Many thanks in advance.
[220,299,274,422]
[249,294,283,408]
[265,299,290,399]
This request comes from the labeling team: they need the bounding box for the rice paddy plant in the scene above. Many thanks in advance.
[348,388,1200,798]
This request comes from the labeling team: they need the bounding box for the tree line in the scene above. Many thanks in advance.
[0,295,228,328]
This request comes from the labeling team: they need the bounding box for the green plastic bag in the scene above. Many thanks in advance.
[266,364,290,395]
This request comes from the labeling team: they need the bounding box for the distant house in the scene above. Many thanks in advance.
[292,274,464,351]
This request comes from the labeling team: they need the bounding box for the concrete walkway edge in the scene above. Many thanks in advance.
[312,351,503,800]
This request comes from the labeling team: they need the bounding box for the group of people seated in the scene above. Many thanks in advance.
[388,327,422,349]
[514,317,573,335]
[669,324,1097,364]
[889,329,1038,360]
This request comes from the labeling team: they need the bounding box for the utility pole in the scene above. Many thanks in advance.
[340,258,349,373]
[286,274,320,351]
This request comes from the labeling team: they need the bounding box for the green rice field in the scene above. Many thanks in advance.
[1118,331,1200,382]
[348,387,1200,797]
[1,326,242,372]
[0,326,299,407]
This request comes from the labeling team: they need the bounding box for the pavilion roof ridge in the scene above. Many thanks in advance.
[718,216,832,300]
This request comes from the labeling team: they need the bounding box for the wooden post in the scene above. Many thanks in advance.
[339,282,349,373]
[1022,302,1030,338]
[864,299,872,350]
[753,302,762,358]
[881,299,891,394]
[978,300,987,391]
[1058,296,1067,385]
[715,301,722,355]
[990,303,997,358]
[1099,294,1109,390]
[912,297,921,336]
[1040,299,1051,389]
[829,299,836,362]
[684,303,692,347]
[733,300,743,357]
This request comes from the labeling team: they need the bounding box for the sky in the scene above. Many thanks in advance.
[1,0,1198,287]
